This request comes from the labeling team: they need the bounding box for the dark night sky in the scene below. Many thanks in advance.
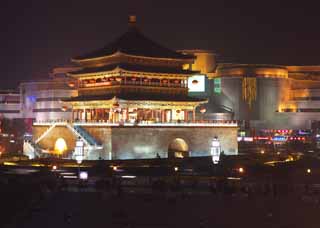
[1,0,320,89]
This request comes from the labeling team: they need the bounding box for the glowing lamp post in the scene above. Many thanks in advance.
[76,155,83,178]
[199,107,206,122]
[211,137,221,164]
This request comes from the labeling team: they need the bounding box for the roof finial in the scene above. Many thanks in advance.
[128,15,137,27]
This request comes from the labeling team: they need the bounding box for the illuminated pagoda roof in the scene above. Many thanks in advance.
[65,16,207,110]
[65,93,206,102]
[69,63,198,76]
[72,16,193,62]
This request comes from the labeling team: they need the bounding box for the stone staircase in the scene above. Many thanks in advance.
[23,141,42,159]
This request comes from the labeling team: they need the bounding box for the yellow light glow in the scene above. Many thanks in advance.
[278,103,297,112]
[54,138,67,154]
[285,155,294,162]
[238,167,244,173]
[174,166,179,172]
[113,166,118,171]
[3,162,17,166]
[31,163,44,167]
[307,169,311,174]
[242,77,256,108]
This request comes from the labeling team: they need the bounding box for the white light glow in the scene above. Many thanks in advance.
[188,75,205,92]
[121,175,136,179]
[79,171,88,180]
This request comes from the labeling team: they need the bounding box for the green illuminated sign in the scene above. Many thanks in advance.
[214,78,221,94]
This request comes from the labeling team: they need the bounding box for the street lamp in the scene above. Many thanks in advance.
[200,107,206,121]
[76,155,83,178]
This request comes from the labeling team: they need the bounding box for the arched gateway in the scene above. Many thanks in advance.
[168,138,189,159]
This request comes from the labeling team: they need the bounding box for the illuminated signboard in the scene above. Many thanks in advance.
[272,136,287,142]
[214,78,221,94]
[188,75,205,92]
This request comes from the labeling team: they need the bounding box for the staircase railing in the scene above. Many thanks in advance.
[66,123,101,148]
[35,123,56,144]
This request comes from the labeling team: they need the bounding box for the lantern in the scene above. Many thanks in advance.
[89,79,95,83]
[131,77,137,81]
[163,79,168,83]
[109,78,114,81]
[192,80,198,85]
[176,110,181,114]
[61,106,68,112]
[200,107,206,113]
[144,78,149,82]
[116,77,122,82]
[174,80,179,84]
[113,103,120,108]
[68,82,75,87]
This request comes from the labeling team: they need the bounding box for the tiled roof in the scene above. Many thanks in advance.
[73,27,194,61]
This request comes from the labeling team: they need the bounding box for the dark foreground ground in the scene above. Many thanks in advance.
[4,188,320,228]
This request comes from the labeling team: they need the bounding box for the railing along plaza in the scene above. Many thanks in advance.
[33,120,238,127]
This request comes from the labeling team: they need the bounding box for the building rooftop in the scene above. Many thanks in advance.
[72,17,194,61]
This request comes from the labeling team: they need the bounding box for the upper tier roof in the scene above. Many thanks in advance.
[72,25,194,61]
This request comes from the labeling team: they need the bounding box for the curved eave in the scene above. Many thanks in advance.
[67,67,199,78]
[71,51,195,64]
[64,96,208,105]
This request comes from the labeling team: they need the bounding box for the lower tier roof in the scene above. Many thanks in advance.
[64,93,206,103]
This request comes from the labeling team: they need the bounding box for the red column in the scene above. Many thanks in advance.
[184,110,188,122]
[192,109,196,122]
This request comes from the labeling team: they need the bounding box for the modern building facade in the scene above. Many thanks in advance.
[0,90,21,119]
